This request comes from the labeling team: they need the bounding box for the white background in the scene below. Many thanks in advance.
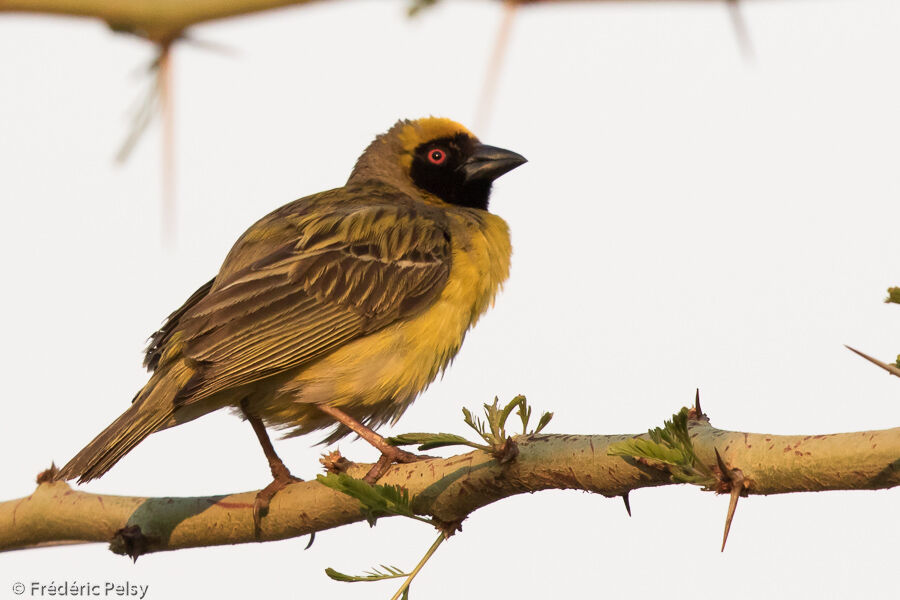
[1,1,899,598]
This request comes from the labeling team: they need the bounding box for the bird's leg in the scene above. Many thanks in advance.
[241,399,301,535]
[316,404,425,483]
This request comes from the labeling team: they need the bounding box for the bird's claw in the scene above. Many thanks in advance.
[363,446,433,483]
[253,471,302,536]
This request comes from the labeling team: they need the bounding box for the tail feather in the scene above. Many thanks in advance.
[56,364,193,483]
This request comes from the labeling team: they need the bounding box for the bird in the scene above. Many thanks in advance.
[56,117,525,530]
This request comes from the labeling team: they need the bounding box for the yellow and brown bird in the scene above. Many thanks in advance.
[57,117,525,524]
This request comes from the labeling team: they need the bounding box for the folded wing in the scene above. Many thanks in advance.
[163,197,452,404]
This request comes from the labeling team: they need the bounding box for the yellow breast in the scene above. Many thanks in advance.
[261,208,511,433]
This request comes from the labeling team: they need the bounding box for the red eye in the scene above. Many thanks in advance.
[428,148,447,165]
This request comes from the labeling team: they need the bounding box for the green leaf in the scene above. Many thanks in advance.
[462,406,487,439]
[387,432,489,452]
[608,438,686,465]
[499,394,526,433]
[407,0,438,17]
[519,406,531,434]
[607,407,715,486]
[533,411,553,434]
[483,397,504,443]
[317,473,424,526]
[325,565,409,583]
[461,395,554,451]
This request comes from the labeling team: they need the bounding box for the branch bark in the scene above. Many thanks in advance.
[2,417,898,556]
[0,0,778,43]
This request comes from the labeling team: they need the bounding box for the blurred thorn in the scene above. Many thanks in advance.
[181,34,240,57]
[844,345,900,379]
[159,40,176,247]
[304,531,316,550]
[621,491,632,517]
[116,69,160,163]
[116,36,183,245]
[474,0,518,134]
[726,0,755,64]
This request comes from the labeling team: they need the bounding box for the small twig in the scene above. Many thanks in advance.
[390,533,445,600]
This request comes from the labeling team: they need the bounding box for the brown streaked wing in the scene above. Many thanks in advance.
[141,191,325,373]
[171,202,452,403]
[144,278,215,372]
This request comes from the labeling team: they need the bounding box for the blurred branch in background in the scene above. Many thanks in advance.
[3,0,322,242]
[2,0,761,243]
[1,0,322,42]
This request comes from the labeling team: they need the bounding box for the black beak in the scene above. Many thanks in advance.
[460,144,527,184]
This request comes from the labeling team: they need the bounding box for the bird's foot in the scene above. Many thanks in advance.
[253,462,302,536]
[363,446,431,483]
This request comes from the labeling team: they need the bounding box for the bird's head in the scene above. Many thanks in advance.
[348,117,526,211]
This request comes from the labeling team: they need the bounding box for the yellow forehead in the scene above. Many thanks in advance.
[396,117,475,154]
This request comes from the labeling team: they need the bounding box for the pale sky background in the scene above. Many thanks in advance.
[1,0,899,598]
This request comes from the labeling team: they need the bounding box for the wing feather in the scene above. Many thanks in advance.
[169,197,452,403]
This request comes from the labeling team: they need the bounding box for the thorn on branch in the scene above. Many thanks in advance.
[431,518,463,539]
[714,448,750,552]
[688,388,706,421]
[495,436,519,464]
[111,525,156,562]
[304,532,316,550]
[844,345,900,379]
[36,463,59,485]
[621,492,632,517]
[320,450,353,474]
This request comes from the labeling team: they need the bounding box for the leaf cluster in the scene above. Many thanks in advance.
[387,395,552,454]
[608,408,716,486]
[318,474,449,600]
[320,395,552,599]
[316,473,430,526]
[325,565,410,583]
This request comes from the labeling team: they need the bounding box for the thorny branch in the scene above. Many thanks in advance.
[2,416,898,558]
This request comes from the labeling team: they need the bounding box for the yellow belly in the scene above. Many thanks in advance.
[254,209,511,439]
